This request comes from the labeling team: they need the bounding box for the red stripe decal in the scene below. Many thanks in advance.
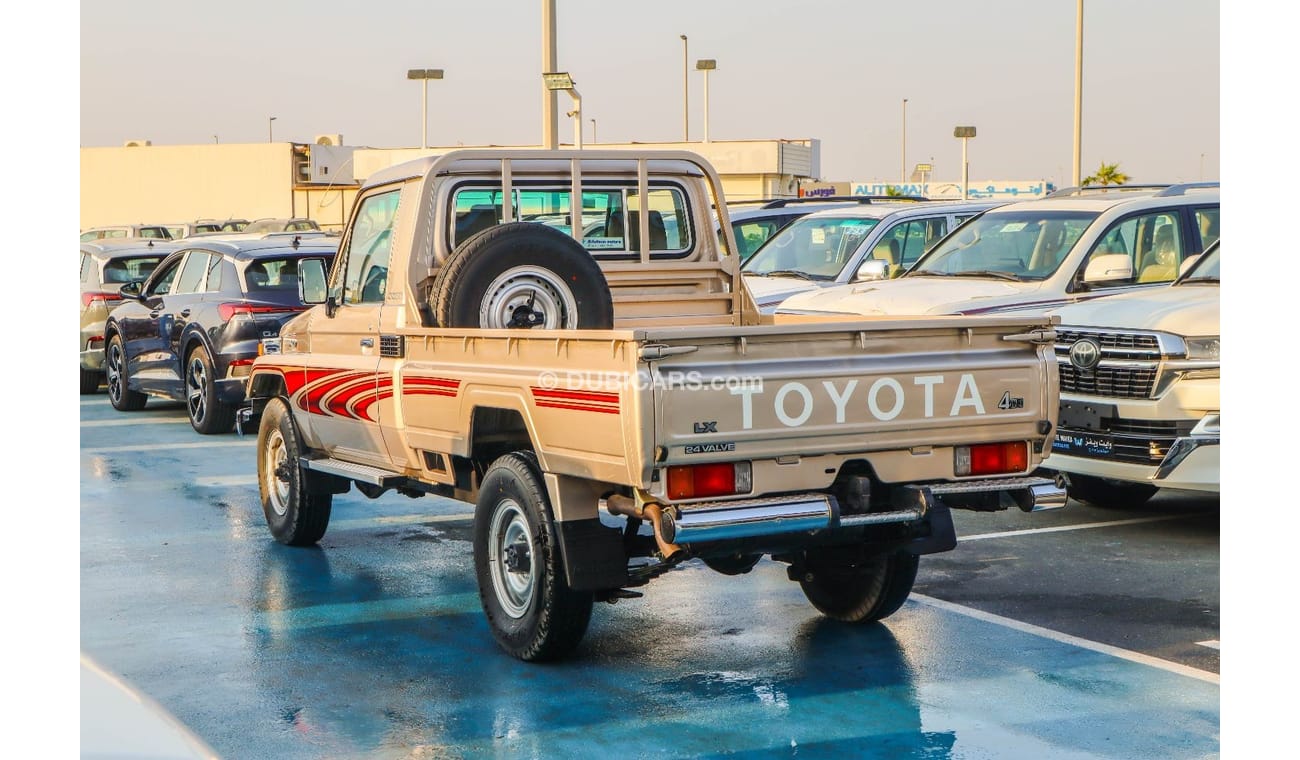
[535,401,621,415]
[532,388,620,404]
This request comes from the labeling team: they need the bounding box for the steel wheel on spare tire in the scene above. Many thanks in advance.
[432,222,614,329]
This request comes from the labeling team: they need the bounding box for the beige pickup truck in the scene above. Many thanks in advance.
[242,149,1066,661]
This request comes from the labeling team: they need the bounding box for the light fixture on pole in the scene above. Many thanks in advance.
[901,98,908,184]
[544,72,583,149]
[407,68,444,150]
[953,126,977,200]
[1073,0,1083,186]
[268,116,276,143]
[696,59,716,143]
[680,35,689,142]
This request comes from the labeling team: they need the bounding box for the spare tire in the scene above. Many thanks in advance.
[432,222,614,329]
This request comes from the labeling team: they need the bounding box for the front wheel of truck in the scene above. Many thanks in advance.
[474,452,594,661]
[799,550,919,624]
[258,397,332,546]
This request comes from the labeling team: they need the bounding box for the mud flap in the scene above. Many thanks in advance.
[555,518,630,591]
[904,504,957,556]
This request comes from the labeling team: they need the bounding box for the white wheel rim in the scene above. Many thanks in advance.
[479,266,577,329]
[264,428,291,516]
[487,498,536,618]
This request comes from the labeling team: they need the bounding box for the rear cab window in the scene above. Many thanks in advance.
[450,183,694,259]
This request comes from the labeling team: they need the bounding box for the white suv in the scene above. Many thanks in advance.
[775,183,1219,317]
[1040,240,1220,506]
[741,199,1004,312]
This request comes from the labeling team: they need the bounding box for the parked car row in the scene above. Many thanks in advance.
[80,236,337,434]
[81,218,322,242]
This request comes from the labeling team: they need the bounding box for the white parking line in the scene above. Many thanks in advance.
[1197,640,1220,650]
[194,475,258,487]
[912,593,1219,684]
[959,514,1195,542]
[82,441,254,454]
[82,417,190,427]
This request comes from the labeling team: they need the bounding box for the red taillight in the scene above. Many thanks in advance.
[218,303,296,321]
[667,462,752,500]
[81,291,123,308]
[955,441,1029,476]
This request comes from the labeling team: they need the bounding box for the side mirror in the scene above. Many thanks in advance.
[298,258,329,305]
[854,259,889,282]
[1178,254,1201,278]
[1082,253,1133,284]
[118,280,144,301]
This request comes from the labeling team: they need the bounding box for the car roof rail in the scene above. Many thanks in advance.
[760,195,929,208]
[1153,181,1220,197]
[1047,184,1178,197]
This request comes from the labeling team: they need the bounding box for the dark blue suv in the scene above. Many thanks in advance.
[104,237,336,434]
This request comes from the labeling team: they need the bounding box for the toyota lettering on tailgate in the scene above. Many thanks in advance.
[728,373,1003,429]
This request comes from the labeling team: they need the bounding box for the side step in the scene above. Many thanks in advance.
[300,456,404,487]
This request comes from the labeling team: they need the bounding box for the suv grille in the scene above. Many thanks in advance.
[1055,328,1165,399]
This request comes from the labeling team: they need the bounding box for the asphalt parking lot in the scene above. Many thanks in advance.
[80,396,1219,758]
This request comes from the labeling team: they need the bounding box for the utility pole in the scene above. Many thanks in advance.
[681,35,689,142]
[542,0,558,149]
[901,98,908,184]
[1072,0,1084,186]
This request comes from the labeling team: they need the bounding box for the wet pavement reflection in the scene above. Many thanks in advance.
[80,399,1218,758]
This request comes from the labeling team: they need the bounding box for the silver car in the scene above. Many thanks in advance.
[741,199,1005,312]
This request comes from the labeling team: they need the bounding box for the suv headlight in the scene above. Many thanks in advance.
[1185,336,1220,361]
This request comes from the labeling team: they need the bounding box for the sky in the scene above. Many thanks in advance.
[79,0,1220,186]
[5,1,1294,756]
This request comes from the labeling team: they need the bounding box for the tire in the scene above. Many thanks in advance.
[1066,473,1158,508]
[80,367,101,395]
[433,222,614,330]
[799,550,920,624]
[258,397,333,546]
[186,344,236,434]
[473,452,594,661]
[106,333,147,411]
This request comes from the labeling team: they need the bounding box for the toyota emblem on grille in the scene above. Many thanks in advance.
[1069,338,1102,371]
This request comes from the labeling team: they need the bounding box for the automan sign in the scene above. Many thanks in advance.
[849,180,1056,200]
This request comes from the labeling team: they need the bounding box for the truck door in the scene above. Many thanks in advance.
[299,188,402,467]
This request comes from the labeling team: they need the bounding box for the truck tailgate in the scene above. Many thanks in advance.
[643,317,1056,465]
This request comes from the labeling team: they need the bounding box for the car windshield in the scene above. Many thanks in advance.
[242,221,282,234]
[910,210,1098,281]
[742,216,880,279]
[103,255,165,283]
[1178,243,1220,283]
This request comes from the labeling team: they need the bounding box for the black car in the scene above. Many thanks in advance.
[104,238,336,433]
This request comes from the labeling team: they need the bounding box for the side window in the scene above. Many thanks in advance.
[1195,207,1219,249]
[205,254,224,292]
[342,189,401,305]
[105,229,127,239]
[174,251,211,294]
[1081,211,1183,287]
[145,257,184,297]
[80,253,93,284]
[731,219,782,260]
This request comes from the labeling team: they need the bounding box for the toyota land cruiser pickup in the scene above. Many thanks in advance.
[241,149,1066,661]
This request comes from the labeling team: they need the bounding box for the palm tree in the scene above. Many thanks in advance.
[883,185,906,197]
[1082,162,1130,186]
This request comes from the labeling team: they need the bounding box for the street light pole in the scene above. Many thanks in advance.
[542,0,559,149]
[954,126,977,200]
[680,35,689,142]
[696,59,716,143]
[268,116,276,143]
[1073,0,1084,186]
[407,68,444,149]
[901,98,908,184]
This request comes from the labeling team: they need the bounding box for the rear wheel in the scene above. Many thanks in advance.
[186,344,235,434]
[473,452,594,661]
[798,550,919,623]
[1066,474,1158,508]
[80,368,101,395]
[258,397,332,546]
[106,334,147,411]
